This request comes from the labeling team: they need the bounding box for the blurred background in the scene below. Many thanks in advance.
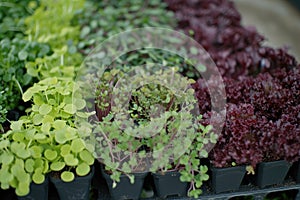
[233,0,300,61]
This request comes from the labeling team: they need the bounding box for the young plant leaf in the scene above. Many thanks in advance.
[0,152,14,165]
[16,181,30,196]
[76,162,90,176]
[64,104,77,114]
[39,104,52,115]
[64,154,79,166]
[70,138,85,153]
[25,159,35,173]
[61,171,74,182]
[60,144,71,156]
[44,149,58,161]
[50,162,65,171]
[79,150,94,165]
[32,172,45,184]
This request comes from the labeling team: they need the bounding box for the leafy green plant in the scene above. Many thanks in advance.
[73,0,176,55]
[0,120,51,196]
[0,0,38,40]
[0,77,95,196]
[178,121,216,198]
[73,0,201,79]
[0,0,47,131]
[24,0,84,80]
[25,0,84,49]
[0,0,96,194]
[95,115,147,186]
[130,68,216,198]
[94,66,216,198]
[94,67,182,185]
[0,38,51,103]
[22,77,95,180]
[25,45,79,80]
[0,106,7,132]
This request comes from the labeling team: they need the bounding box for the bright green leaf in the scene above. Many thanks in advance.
[64,104,77,114]
[70,138,85,153]
[39,104,52,115]
[76,162,90,176]
[61,171,74,182]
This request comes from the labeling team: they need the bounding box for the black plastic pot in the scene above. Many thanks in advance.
[50,167,94,200]
[294,161,300,183]
[101,167,148,200]
[289,160,300,184]
[0,188,16,200]
[7,110,20,121]
[211,166,246,194]
[18,177,49,200]
[289,0,300,10]
[152,171,188,198]
[256,160,291,188]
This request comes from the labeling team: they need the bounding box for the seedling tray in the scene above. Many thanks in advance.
[96,178,300,200]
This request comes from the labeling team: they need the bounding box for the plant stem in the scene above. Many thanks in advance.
[13,76,24,96]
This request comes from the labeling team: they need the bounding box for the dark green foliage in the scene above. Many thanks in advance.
[0,0,50,130]
[0,0,38,40]
[73,0,176,55]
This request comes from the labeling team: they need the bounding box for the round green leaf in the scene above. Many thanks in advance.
[0,169,13,183]
[24,129,36,140]
[10,121,23,131]
[42,115,54,123]
[1,152,14,165]
[202,174,209,181]
[80,26,91,38]
[32,173,45,184]
[41,122,51,133]
[16,182,30,196]
[50,162,65,171]
[25,159,35,173]
[74,98,86,110]
[33,114,43,125]
[64,104,77,114]
[190,46,198,55]
[70,138,85,153]
[60,144,71,156]
[16,149,31,159]
[33,95,44,105]
[79,150,94,165]
[64,154,78,166]
[76,163,90,176]
[200,150,208,158]
[53,120,66,130]
[18,51,28,61]
[34,167,43,175]
[12,132,24,142]
[30,146,43,158]
[34,159,44,168]
[1,182,10,190]
[55,130,68,144]
[61,171,74,182]
[39,104,52,115]
[11,142,24,153]
[26,64,38,77]
[15,170,29,182]
[44,149,58,161]
[43,159,49,173]
[48,99,56,105]
[0,140,10,149]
